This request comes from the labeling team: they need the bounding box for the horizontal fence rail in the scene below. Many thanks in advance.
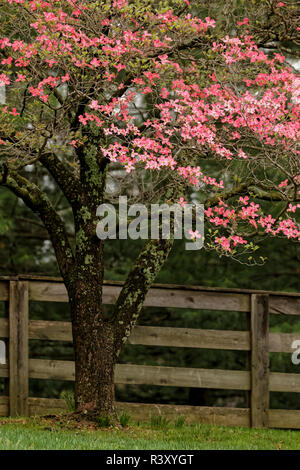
[0,275,300,428]
[0,277,300,314]
[1,320,299,353]
[1,360,300,393]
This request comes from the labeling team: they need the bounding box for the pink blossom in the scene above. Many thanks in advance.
[238,149,248,159]
[178,197,187,207]
[89,100,100,111]
[160,88,169,99]
[239,196,249,205]
[279,179,288,188]
[0,73,10,86]
[215,236,232,252]
[15,73,26,82]
[237,18,249,27]
[189,230,201,240]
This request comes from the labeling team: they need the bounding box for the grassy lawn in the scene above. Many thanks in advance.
[0,415,299,450]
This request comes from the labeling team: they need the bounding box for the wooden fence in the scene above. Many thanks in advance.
[0,275,300,428]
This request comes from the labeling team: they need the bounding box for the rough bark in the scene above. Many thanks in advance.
[70,290,116,415]
[66,138,118,416]
[66,235,174,416]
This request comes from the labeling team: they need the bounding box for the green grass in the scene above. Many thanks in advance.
[0,416,299,450]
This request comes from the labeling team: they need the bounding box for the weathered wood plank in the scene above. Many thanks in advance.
[0,306,8,388]
[0,339,5,365]
[0,364,8,377]
[24,320,300,355]
[245,312,251,411]
[0,396,9,417]
[18,275,300,297]
[18,281,29,418]
[3,301,9,397]
[28,282,124,304]
[29,320,72,342]
[19,359,300,394]
[115,364,250,390]
[269,372,300,393]
[269,332,300,353]
[270,296,300,316]
[4,398,300,429]
[0,281,8,301]
[9,281,19,416]
[28,321,251,350]
[269,409,300,429]
[28,397,68,416]
[6,396,300,429]
[27,397,250,426]
[0,318,8,338]
[250,294,269,428]
[5,395,300,429]
[116,402,251,427]
[9,281,29,417]
[29,281,250,312]
[29,359,75,381]
[28,359,250,390]
[27,280,300,315]
[29,282,68,302]
[128,326,250,350]
[29,282,122,304]
[143,289,250,312]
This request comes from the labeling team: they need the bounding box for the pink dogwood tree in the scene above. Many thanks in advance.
[0,0,299,418]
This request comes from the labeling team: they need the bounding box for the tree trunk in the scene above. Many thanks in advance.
[67,201,117,417]
[63,179,174,419]
[69,283,116,417]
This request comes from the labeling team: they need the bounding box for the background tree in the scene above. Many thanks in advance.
[0,0,299,418]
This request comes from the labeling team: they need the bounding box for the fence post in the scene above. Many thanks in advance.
[9,280,29,417]
[3,299,9,399]
[250,293,269,428]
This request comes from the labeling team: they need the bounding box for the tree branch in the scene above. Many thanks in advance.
[39,153,81,206]
[113,237,174,356]
[3,170,74,283]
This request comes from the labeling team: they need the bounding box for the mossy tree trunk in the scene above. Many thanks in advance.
[66,141,119,416]
[67,231,117,415]
[2,138,175,419]
[69,285,116,415]
[66,235,174,417]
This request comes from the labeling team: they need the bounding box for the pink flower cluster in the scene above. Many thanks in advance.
[1,0,299,252]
